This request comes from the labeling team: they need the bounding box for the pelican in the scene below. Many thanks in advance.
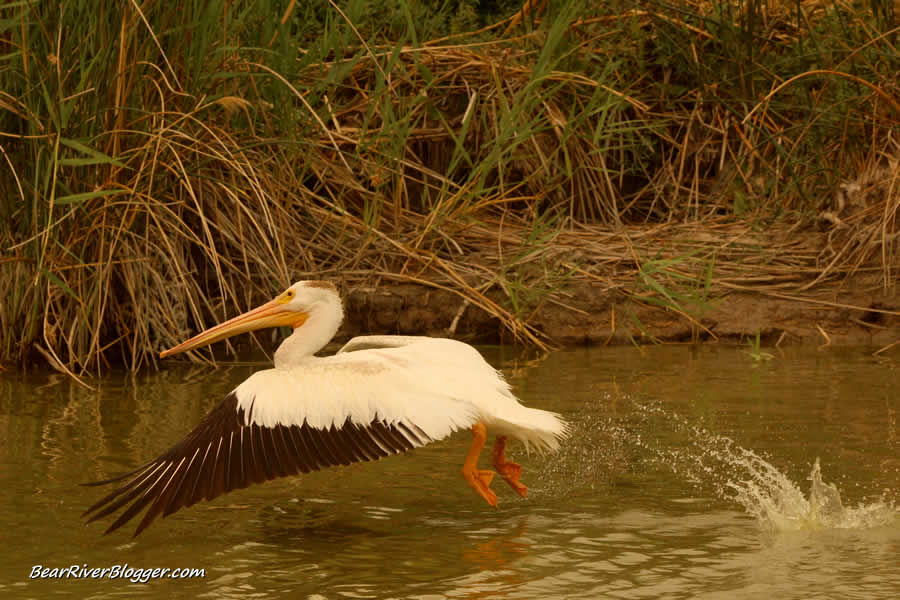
[83,281,567,536]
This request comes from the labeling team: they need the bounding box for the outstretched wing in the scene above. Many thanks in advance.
[84,339,513,537]
[82,391,434,537]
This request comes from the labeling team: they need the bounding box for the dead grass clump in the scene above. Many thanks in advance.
[2,0,899,373]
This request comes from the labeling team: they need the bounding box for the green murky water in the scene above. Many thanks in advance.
[1,346,897,599]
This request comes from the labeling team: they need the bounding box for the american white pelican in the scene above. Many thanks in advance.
[83,281,567,536]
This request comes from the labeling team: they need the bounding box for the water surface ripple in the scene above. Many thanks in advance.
[1,346,897,599]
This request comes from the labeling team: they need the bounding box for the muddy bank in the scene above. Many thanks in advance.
[342,275,900,351]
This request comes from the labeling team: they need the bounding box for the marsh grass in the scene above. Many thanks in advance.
[1,0,898,372]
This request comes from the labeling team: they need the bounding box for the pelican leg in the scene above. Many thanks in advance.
[461,423,498,507]
[492,436,528,498]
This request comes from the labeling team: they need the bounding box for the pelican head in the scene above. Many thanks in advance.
[160,280,340,358]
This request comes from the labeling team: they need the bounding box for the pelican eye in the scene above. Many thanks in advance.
[280,289,295,303]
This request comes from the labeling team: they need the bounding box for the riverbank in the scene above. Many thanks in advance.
[340,222,900,353]
[344,274,899,349]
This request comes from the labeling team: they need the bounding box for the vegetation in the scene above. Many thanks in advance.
[1,0,898,374]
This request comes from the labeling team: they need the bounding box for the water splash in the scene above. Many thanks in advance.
[612,401,897,531]
[730,457,896,531]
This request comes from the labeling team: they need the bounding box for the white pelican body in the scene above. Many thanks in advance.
[84,281,567,536]
[239,337,562,449]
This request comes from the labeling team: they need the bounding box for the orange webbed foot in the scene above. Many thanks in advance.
[462,423,499,507]
[493,436,529,498]
[463,468,498,507]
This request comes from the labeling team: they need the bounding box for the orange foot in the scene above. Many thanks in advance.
[493,436,528,498]
[462,423,499,507]
[463,467,498,507]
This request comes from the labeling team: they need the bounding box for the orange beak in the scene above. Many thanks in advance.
[160,298,308,358]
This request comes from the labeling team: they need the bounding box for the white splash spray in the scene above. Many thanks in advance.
[728,456,896,531]
[612,401,897,531]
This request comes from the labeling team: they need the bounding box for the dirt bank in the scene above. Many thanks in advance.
[342,275,900,352]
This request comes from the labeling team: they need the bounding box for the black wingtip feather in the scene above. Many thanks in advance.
[82,389,431,537]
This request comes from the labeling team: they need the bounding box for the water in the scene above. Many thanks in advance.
[1,346,897,598]
[617,402,895,531]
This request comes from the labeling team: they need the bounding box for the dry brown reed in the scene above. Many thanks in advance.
[2,1,899,373]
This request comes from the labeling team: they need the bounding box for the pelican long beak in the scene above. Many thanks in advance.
[160,298,308,358]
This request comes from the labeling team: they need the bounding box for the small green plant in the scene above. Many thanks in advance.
[636,251,714,312]
[745,332,774,362]
[632,250,717,337]
[497,211,576,322]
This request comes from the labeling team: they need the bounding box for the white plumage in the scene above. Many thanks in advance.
[236,337,564,451]
[83,280,567,537]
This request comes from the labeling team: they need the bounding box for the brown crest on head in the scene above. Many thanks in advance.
[304,280,337,291]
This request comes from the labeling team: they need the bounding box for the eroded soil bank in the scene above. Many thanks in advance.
[342,276,899,352]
